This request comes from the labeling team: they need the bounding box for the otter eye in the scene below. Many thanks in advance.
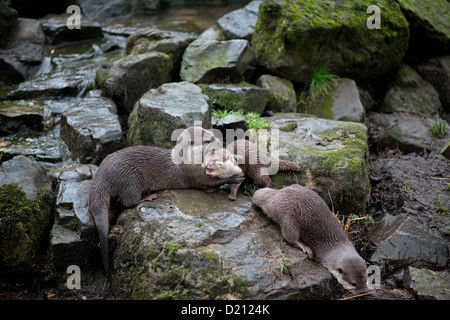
[338,268,344,274]
[351,282,357,287]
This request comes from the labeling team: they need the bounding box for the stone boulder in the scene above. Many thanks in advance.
[261,115,370,216]
[297,78,365,123]
[202,83,268,114]
[252,0,409,83]
[0,156,54,273]
[40,14,103,44]
[49,163,100,269]
[403,267,450,300]
[127,82,212,148]
[0,100,46,135]
[396,0,450,58]
[381,64,441,115]
[256,74,296,113]
[95,52,173,114]
[370,214,448,271]
[367,112,450,153]
[180,39,256,83]
[60,97,123,164]
[418,55,450,111]
[110,189,336,299]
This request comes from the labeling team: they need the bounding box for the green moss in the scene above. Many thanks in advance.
[0,184,53,272]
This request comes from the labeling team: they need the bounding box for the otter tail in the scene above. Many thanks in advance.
[88,189,111,273]
[278,160,300,172]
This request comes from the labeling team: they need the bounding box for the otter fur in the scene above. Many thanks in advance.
[203,139,300,200]
[89,128,243,272]
[252,184,368,292]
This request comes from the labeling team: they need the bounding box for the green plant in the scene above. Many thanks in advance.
[212,108,244,118]
[430,119,448,138]
[278,258,293,276]
[246,112,273,130]
[243,182,260,196]
[307,64,338,100]
[433,196,449,215]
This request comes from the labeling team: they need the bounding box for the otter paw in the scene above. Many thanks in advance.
[140,193,158,202]
[228,194,237,201]
[206,188,216,193]
[296,242,313,259]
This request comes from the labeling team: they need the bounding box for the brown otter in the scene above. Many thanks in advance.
[252,184,368,293]
[89,129,243,272]
[203,139,300,200]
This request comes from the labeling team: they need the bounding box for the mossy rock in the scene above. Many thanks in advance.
[0,3,17,48]
[252,0,409,83]
[0,184,54,273]
[266,115,370,216]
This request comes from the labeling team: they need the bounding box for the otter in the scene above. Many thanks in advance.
[89,128,243,272]
[203,139,300,200]
[252,184,368,293]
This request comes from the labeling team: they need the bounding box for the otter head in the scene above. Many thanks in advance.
[202,149,242,179]
[252,188,275,209]
[328,255,369,293]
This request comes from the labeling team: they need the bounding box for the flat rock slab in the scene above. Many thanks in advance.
[370,214,448,270]
[127,82,212,148]
[110,189,336,299]
[404,267,450,300]
[60,97,122,164]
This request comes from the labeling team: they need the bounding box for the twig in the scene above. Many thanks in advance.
[339,291,373,300]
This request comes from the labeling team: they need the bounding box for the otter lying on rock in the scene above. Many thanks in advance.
[88,127,244,272]
[203,139,300,200]
[252,184,369,293]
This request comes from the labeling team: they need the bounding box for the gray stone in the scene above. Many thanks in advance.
[60,97,123,164]
[370,214,448,270]
[180,39,255,83]
[95,51,173,113]
[367,112,450,153]
[127,82,212,148]
[216,0,262,41]
[212,114,248,139]
[50,163,100,269]
[110,189,336,299]
[256,74,296,113]
[203,83,268,114]
[0,3,17,48]
[0,100,46,135]
[381,64,441,115]
[404,267,450,300]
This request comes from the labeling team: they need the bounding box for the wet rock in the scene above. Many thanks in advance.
[418,55,450,111]
[127,82,212,148]
[215,0,262,41]
[95,52,173,114]
[0,126,63,163]
[60,97,123,164]
[256,74,296,113]
[125,27,197,73]
[110,189,336,299]
[0,156,54,273]
[180,39,256,83]
[40,14,103,45]
[202,83,268,114]
[367,112,450,153]
[263,116,370,216]
[370,214,448,271]
[252,0,409,83]
[297,78,365,123]
[396,0,450,58]
[441,140,450,160]
[0,3,17,48]
[381,64,441,115]
[50,163,100,269]
[0,100,46,135]
[404,267,450,300]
